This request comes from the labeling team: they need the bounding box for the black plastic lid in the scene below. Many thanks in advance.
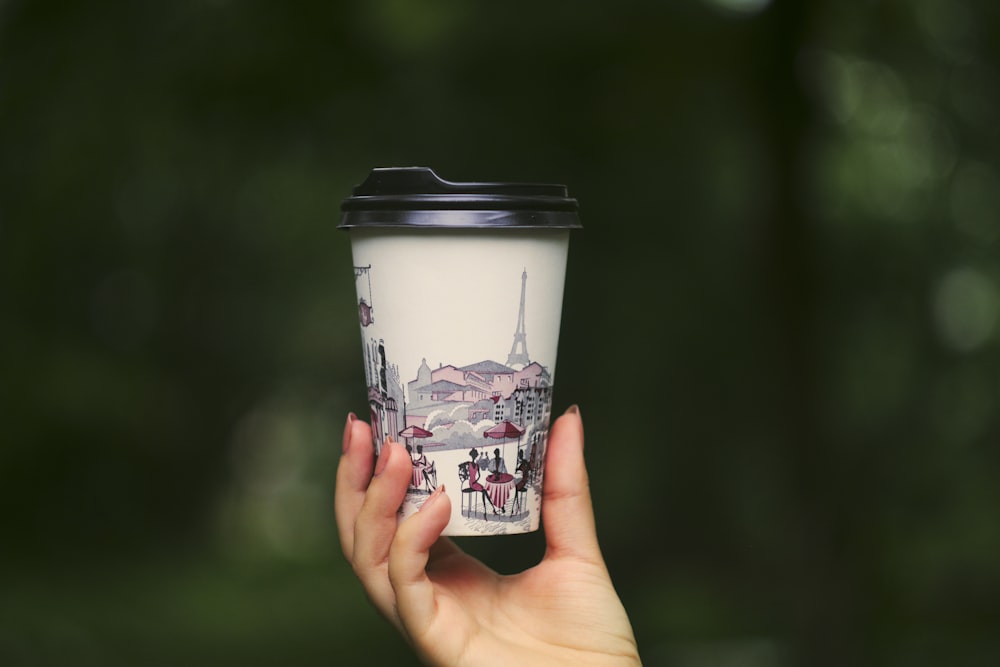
[338,167,581,229]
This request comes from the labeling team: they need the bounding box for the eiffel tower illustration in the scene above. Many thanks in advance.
[506,269,531,368]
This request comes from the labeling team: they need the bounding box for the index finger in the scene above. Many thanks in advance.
[334,413,375,561]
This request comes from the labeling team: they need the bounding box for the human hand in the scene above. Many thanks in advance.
[335,406,641,666]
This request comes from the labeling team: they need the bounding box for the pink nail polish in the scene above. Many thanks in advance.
[342,413,357,454]
[419,484,445,511]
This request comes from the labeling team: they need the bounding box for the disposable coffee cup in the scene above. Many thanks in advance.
[339,167,581,536]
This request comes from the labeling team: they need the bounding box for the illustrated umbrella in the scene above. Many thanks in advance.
[399,425,433,449]
[483,420,524,469]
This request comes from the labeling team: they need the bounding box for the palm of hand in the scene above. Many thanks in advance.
[414,542,636,666]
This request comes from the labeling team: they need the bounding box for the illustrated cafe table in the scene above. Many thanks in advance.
[483,472,515,510]
[411,463,432,489]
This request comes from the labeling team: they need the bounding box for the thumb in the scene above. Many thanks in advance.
[540,405,603,563]
[387,485,451,639]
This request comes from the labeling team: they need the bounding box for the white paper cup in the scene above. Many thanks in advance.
[339,167,580,536]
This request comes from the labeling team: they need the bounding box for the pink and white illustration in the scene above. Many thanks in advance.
[355,266,553,534]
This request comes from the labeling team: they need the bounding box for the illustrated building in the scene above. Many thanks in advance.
[406,359,550,429]
[364,338,405,445]
[403,270,552,435]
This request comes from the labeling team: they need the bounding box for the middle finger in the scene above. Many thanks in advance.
[351,439,412,623]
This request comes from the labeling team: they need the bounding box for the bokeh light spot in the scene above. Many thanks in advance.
[933,267,1000,352]
[217,398,337,561]
[229,404,307,498]
[810,52,910,135]
[702,0,772,16]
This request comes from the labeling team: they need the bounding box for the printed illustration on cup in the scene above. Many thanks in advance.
[355,265,551,534]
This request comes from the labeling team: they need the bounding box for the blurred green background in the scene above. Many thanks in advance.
[2,0,999,665]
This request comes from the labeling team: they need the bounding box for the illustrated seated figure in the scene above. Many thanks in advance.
[405,444,420,489]
[413,444,435,490]
[462,448,495,514]
[515,449,530,492]
[490,448,508,478]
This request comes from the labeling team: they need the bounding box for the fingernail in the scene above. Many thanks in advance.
[419,484,445,512]
[565,404,580,418]
[374,439,393,476]
[342,413,357,454]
